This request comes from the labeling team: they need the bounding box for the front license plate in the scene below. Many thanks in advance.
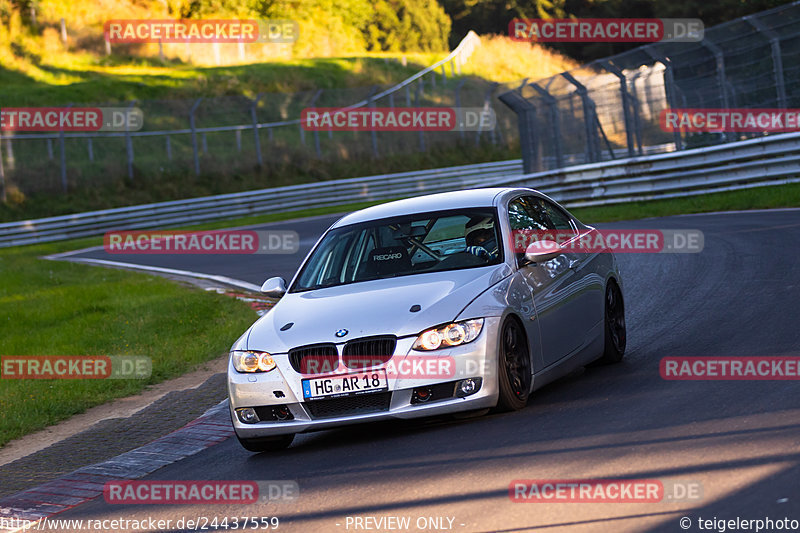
[302,370,388,400]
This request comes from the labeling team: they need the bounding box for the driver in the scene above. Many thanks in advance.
[464,217,499,259]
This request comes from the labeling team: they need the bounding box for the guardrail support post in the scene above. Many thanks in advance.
[87,138,94,162]
[190,98,203,176]
[529,82,563,168]
[47,138,53,160]
[498,90,539,173]
[251,93,263,167]
[745,16,787,109]
[166,136,172,160]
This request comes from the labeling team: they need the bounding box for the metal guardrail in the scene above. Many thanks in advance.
[1,131,798,247]
[490,130,800,208]
[0,159,522,247]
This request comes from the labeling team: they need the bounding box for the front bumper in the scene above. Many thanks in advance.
[227,317,501,438]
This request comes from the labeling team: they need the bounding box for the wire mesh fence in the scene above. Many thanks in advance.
[1,32,524,198]
[499,1,800,173]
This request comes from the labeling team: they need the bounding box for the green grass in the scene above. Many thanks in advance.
[0,240,258,447]
[568,183,800,223]
[0,55,442,106]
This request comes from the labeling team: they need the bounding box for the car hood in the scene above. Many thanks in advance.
[246,265,511,352]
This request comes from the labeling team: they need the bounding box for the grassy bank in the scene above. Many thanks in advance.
[0,240,258,447]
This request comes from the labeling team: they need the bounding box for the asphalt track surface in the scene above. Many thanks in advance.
[46,208,800,532]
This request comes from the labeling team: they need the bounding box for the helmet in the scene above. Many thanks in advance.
[465,217,495,247]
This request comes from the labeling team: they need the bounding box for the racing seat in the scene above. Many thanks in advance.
[358,246,412,279]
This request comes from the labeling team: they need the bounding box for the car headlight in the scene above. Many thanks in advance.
[231,350,277,373]
[412,319,484,351]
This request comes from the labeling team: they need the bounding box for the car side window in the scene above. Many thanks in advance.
[508,197,549,231]
[534,198,574,231]
[508,196,552,260]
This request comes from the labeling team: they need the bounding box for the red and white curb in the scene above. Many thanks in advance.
[0,402,233,532]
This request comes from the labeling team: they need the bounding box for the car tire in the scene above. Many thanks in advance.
[599,280,626,364]
[236,433,294,452]
[496,317,532,412]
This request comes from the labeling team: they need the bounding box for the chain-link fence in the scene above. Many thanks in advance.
[0,31,526,197]
[500,2,800,173]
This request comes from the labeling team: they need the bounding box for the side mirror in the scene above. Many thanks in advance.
[522,240,563,265]
[261,277,287,298]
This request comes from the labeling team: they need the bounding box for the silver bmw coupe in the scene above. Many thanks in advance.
[227,187,626,451]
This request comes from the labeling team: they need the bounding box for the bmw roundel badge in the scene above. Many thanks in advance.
[335,328,349,338]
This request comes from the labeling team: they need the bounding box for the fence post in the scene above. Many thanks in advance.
[4,137,14,171]
[561,72,600,163]
[454,80,466,141]
[367,86,379,158]
[190,98,203,176]
[125,100,136,179]
[629,71,645,155]
[251,93,263,166]
[530,82,563,169]
[644,47,682,151]
[309,89,324,158]
[477,82,499,146]
[498,89,539,173]
[0,135,6,203]
[235,129,242,151]
[602,60,636,158]
[59,104,72,192]
[415,81,425,152]
[166,136,172,160]
[745,15,787,109]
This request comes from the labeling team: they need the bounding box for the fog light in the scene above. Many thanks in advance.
[411,387,432,404]
[456,378,482,398]
[237,407,259,424]
[273,405,292,421]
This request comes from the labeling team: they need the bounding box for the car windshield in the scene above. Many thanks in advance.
[291,209,502,292]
